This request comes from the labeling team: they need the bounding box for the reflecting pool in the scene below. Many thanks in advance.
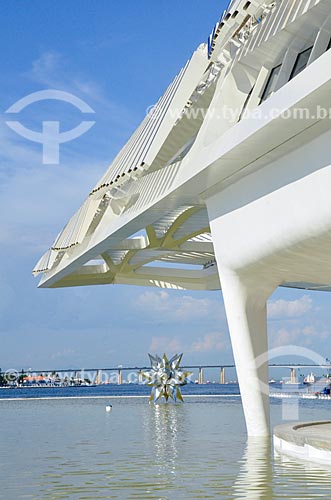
[0,395,331,499]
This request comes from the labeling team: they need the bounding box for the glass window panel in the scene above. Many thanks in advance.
[260,65,281,103]
[289,46,313,80]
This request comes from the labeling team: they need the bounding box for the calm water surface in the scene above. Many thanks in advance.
[1,386,331,499]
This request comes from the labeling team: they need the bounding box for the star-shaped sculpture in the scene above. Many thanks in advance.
[141,353,192,402]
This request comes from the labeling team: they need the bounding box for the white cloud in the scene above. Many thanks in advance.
[149,336,183,354]
[26,51,103,102]
[0,145,104,252]
[270,323,330,349]
[189,332,226,353]
[24,50,140,126]
[137,290,171,313]
[136,290,224,322]
[148,331,228,356]
[29,51,63,87]
[268,295,313,319]
[270,327,300,348]
[176,295,214,320]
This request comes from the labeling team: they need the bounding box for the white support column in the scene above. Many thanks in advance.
[205,176,281,436]
[219,269,273,436]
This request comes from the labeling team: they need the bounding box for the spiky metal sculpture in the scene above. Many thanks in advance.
[141,353,192,402]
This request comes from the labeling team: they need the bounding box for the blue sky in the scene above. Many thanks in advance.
[1,1,331,374]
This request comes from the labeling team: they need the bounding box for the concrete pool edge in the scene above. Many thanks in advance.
[274,421,331,465]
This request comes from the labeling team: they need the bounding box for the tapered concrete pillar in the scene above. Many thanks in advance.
[118,369,123,385]
[220,367,225,385]
[198,367,204,384]
[95,369,101,385]
[206,188,279,436]
[290,368,297,384]
[217,269,273,436]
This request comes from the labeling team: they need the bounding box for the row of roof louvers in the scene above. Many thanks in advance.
[33,0,270,276]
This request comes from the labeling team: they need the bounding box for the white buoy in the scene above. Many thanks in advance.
[106,405,112,412]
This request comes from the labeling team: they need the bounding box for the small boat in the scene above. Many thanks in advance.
[303,372,316,384]
[302,393,318,399]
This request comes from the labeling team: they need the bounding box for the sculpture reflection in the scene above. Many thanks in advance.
[144,403,186,480]
[233,437,273,500]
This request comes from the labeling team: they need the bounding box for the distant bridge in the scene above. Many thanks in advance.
[6,363,330,386]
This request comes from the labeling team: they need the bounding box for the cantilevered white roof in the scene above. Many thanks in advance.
[34,0,331,293]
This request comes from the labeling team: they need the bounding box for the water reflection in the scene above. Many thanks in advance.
[5,398,331,499]
[234,437,331,500]
[273,451,331,499]
[233,437,272,500]
[143,403,185,480]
